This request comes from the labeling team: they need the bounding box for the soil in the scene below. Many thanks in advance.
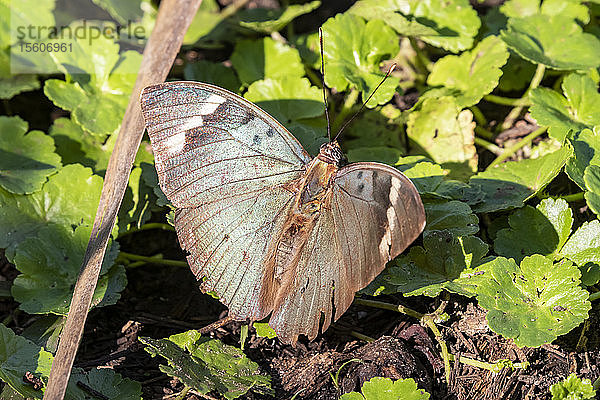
[2,235,599,400]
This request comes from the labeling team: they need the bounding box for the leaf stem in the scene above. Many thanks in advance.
[118,252,188,268]
[474,137,503,155]
[474,125,494,141]
[353,297,424,319]
[590,291,600,302]
[488,126,547,167]
[408,38,432,74]
[332,88,359,134]
[349,330,375,342]
[537,192,585,202]
[221,0,251,19]
[421,314,451,383]
[470,105,488,127]
[449,354,529,372]
[117,222,175,238]
[501,64,545,130]
[483,94,531,107]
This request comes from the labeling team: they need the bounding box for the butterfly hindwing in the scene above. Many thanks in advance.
[269,163,425,343]
[141,82,310,320]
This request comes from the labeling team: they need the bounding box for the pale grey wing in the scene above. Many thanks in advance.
[269,163,425,344]
[140,81,311,208]
[175,186,295,320]
[140,81,311,320]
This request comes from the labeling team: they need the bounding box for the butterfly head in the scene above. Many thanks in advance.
[318,141,346,166]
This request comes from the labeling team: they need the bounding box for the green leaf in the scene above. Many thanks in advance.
[140,162,170,207]
[182,0,225,45]
[473,255,590,347]
[245,77,323,122]
[530,73,600,142]
[91,0,143,25]
[140,331,272,399]
[500,15,600,70]
[184,60,241,93]
[469,146,572,213]
[501,0,590,24]
[0,50,40,99]
[494,198,572,263]
[236,1,320,34]
[550,373,596,400]
[561,220,600,283]
[349,0,480,52]
[68,368,142,400]
[344,105,406,156]
[230,38,304,86]
[11,225,125,315]
[424,200,479,236]
[0,116,61,194]
[0,323,52,399]
[427,35,509,107]
[322,13,400,107]
[396,157,445,194]
[254,323,277,339]
[364,230,487,297]
[498,53,536,92]
[566,128,600,189]
[584,164,600,217]
[44,29,141,137]
[118,166,154,232]
[340,377,430,400]
[0,324,141,399]
[348,147,404,165]
[0,164,104,260]
[407,97,477,180]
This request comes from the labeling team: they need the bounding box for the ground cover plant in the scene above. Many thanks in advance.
[0,0,599,399]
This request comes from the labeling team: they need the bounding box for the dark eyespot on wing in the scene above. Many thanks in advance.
[253,134,261,145]
[357,171,363,179]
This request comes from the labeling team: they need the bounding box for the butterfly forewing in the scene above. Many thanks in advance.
[141,82,310,208]
[140,82,310,320]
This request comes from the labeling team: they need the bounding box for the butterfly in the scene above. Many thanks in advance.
[140,81,426,344]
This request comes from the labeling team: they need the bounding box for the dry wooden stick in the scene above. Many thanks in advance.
[43,0,202,398]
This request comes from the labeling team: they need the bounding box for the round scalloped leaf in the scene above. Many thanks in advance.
[363,230,488,298]
[427,35,509,107]
[424,200,479,237]
[407,97,477,180]
[469,146,572,213]
[530,73,600,142]
[236,1,320,34]
[349,0,479,53]
[560,220,600,285]
[550,373,596,400]
[68,367,142,400]
[341,377,430,400]
[396,158,445,195]
[322,13,400,108]
[0,323,53,398]
[474,255,590,347]
[501,0,590,24]
[0,116,61,194]
[584,164,600,217]
[184,60,241,93]
[254,322,277,339]
[12,224,125,315]
[0,49,40,99]
[140,332,273,399]
[494,198,573,263]
[230,38,304,86]
[498,54,536,92]
[43,29,141,137]
[566,129,600,190]
[0,164,104,261]
[245,77,323,122]
[500,15,600,70]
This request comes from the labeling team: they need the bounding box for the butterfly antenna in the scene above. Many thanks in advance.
[319,27,332,142]
[332,64,396,143]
